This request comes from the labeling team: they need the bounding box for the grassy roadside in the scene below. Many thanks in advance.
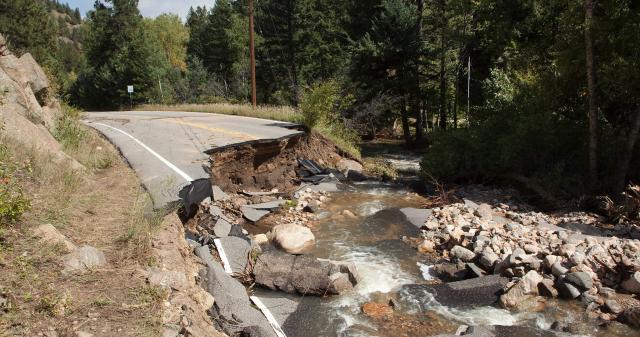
[0,107,165,336]
[137,97,363,160]
[136,103,301,123]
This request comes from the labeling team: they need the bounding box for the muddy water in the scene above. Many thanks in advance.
[265,182,635,337]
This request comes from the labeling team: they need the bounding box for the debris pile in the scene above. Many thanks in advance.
[413,191,640,327]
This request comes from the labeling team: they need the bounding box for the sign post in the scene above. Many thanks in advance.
[127,85,134,110]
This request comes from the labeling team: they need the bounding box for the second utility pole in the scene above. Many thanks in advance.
[249,0,257,108]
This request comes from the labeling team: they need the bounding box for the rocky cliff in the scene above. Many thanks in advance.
[0,33,81,169]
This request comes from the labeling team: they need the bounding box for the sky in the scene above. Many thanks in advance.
[65,0,214,20]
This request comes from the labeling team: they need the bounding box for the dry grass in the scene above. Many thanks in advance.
[0,124,164,336]
[136,103,301,123]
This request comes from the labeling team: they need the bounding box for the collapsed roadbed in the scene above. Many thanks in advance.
[174,132,367,337]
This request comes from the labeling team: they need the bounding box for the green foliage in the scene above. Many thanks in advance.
[0,0,56,62]
[0,143,30,225]
[72,0,169,109]
[144,14,188,71]
[54,105,86,150]
[299,81,360,158]
[364,157,398,180]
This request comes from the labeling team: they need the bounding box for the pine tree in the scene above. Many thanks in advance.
[73,0,168,109]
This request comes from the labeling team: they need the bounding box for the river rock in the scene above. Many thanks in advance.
[253,249,356,296]
[466,263,486,278]
[538,278,558,297]
[451,245,476,262]
[551,262,568,277]
[557,280,581,299]
[432,263,468,281]
[32,224,77,253]
[362,302,393,318]
[418,239,435,253]
[569,251,585,265]
[400,208,433,228]
[475,203,493,220]
[479,250,499,269]
[622,305,640,328]
[565,272,593,290]
[543,255,560,269]
[406,275,509,308]
[499,270,543,309]
[253,234,269,245]
[605,299,623,314]
[62,245,107,274]
[621,271,640,294]
[272,223,315,254]
[337,158,363,174]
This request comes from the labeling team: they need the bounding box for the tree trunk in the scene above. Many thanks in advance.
[413,0,424,142]
[287,0,299,105]
[614,106,640,197]
[438,0,447,130]
[401,95,413,147]
[453,68,460,129]
[584,0,598,191]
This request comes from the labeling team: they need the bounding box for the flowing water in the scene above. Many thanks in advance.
[256,182,636,337]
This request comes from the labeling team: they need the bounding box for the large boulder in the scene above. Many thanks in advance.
[18,53,49,94]
[253,249,357,295]
[271,223,315,254]
[402,275,509,308]
[336,158,363,175]
[499,270,543,309]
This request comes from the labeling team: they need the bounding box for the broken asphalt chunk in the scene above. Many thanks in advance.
[241,206,271,222]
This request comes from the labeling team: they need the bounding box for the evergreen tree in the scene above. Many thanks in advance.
[0,0,56,62]
[72,0,168,109]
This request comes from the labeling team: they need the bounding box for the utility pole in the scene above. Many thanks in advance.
[467,56,471,120]
[249,0,257,108]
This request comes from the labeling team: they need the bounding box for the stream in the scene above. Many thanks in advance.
[253,182,634,337]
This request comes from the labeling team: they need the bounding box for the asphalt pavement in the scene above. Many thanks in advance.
[84,110,302,207]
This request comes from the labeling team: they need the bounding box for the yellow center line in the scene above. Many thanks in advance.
[163,119,257,141]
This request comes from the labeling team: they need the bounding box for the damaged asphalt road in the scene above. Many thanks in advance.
[84,110,303,207]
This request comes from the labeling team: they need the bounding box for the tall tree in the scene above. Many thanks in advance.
[584,0,598,191]
[0,0,56,62]
[145,14,189,71]
[73,0,168,109]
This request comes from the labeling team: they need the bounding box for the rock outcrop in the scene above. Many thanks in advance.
[0,33,81,169]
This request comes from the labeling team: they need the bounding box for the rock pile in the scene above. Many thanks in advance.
[416,196,640,325]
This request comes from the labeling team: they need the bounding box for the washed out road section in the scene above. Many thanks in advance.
[84,110,302,207]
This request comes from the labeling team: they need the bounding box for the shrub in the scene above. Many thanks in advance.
[54,105,86,150]
[299,81,361,158]
[0,143,30,224]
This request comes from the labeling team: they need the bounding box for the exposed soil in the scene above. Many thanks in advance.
[208,132,347,193]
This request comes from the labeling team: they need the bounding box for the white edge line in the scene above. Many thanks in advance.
[91,122,193,182]
[213,238,234,274]
[250,296,288,337]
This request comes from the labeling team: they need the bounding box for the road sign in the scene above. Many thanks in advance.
[127,85,134,93]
